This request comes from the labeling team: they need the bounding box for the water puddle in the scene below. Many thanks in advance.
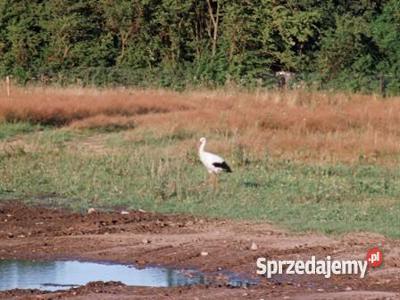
[0,260,256,291]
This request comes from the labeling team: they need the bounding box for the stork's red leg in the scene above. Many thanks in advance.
[212,173,218,190]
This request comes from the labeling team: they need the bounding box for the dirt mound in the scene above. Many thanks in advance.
[0,202,200,239]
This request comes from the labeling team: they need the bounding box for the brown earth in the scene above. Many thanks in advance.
[0,202,399,299]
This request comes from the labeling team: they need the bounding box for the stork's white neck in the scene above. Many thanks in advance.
[199,140,206,154]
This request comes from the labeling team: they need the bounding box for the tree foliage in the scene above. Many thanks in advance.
[0,0,397,94]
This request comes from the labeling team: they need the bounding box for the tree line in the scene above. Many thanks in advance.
[0,0,399,94]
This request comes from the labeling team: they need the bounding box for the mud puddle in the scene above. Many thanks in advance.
[0,259,256,292]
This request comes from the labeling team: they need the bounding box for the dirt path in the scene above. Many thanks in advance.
[0,202,399,299]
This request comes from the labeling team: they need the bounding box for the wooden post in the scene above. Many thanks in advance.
[6,75,10,97]
[379,73,386,98]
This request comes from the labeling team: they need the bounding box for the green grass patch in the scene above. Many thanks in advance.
[0,128,399,238]
[0,122,44,140]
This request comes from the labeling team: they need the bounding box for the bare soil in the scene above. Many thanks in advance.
[0,202,399,299]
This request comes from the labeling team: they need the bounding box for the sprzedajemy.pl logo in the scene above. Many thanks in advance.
[256,247,383,279]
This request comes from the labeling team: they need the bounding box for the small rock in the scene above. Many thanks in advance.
[88,208,96,214]
[138,209,146,213]
[250,242,258,251]
[200,251,208,257]
[7,233,14,238]
[18,234,25,238]
[345,286,352,291]
[142,239,150,244]
[120,211,129,215]
[317,288,324,292]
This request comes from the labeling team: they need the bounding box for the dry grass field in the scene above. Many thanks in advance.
[1,86,400,163]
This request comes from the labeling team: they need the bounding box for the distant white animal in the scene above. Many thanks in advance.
[198,137,232,188]
[275,70,295,89]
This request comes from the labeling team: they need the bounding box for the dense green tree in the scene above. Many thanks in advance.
[371,0,400,94]
[0,0,397,93]
[0,0,46,81]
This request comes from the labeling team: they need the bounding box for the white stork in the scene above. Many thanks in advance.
[198,137,232,188]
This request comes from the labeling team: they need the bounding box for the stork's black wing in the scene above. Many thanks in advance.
[212,161,232,173]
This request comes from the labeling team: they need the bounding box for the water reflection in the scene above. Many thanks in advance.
[0,260,205,291]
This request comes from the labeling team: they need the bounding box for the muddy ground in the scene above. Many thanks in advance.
[0,202,399,299]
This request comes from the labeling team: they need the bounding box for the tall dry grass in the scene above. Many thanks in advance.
[1,85,400,163]
[0,86,191,126]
